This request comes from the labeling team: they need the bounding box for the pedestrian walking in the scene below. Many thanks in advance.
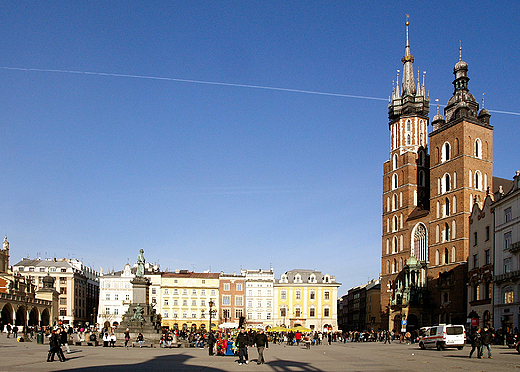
[6,323,11,338]
[469,326,483,358]
[236,328,249,365]
[481,326,494,359]
[254,330,268,364]
[47,329,66,362]
[124,329,130,348]
[60,327,71,353]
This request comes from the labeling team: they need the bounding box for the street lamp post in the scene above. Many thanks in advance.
[208,300,214,333]
[24,295,31,342]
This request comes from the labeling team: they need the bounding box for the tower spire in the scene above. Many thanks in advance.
[401,15,415,96]
[388,18,429,123]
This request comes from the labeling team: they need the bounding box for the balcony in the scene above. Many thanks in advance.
[509,241,520,253]
[494,270,520,283]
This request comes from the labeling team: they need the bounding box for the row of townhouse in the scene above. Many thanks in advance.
[337,279,381,332]
[98,266,340,331]
[12,256,100,326]
[468,170,520,332]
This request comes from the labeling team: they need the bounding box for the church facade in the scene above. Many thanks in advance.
[380,20,493,332]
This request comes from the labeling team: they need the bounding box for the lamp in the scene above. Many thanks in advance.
[208,300,214,333]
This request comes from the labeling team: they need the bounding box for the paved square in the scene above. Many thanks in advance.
[1,336,520,371]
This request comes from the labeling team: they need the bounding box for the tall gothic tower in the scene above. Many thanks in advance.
[381,20,430,331]
[427,49,493,324]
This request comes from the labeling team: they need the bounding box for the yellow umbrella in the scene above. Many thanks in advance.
[291,325,312,333]
[269,326,288,332]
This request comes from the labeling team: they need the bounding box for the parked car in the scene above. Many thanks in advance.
[418,324,465,350]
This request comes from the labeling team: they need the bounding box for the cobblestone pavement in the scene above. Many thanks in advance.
[1,336,519,372]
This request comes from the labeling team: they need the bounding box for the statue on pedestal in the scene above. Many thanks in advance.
[130,304,145,323]
[136,249,145,277]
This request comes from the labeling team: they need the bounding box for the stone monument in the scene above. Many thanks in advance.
[116,249,161,344]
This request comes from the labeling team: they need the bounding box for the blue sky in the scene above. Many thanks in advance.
[1,1,519,294]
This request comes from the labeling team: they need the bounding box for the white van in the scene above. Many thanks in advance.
[418,324,466,350]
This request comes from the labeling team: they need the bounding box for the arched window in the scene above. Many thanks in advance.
[445,223,450,242]
[445,197,450,216]
[452,220,456,239]
[419,170,425,187]
[393,174,398,189]
[393,154,398,170]
[418,151,424,166]
[444,174,451,193]
[413,224,427,261]
[451,247,456,263]
[453,172,457,188]
[444,248,449,265]
[442,142,451,162]
[407,134,411,145]
[393,216,398,231]
[436,225,440,243]
[393,259,397,273]
[475,138,482,158]
[386,260,390,274]
[475,171,481,190]
[386,239,389,255]
[393,194,398,210]
[399,257,403,271]
[406,119,411,131]
[435,250,440,265]
[393,236,398,253]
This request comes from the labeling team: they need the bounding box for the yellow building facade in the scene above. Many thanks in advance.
[274,269,340,331]
[159,271,219,331]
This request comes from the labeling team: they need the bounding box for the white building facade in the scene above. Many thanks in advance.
[243,268,275,329]
[97,262,161,328]
[494,171,520,332]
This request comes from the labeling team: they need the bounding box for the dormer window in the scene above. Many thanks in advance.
[294,274,302,283]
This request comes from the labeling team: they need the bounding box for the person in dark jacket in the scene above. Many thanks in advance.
[208,331,216,356]
[254,330,269,364]
[236,328,249,365]
[469,326,483,358]
[481,326,494,358]
[60,328,71,353]
[48,330,66,362]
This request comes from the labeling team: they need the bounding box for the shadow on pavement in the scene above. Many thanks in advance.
[57,353,325,372]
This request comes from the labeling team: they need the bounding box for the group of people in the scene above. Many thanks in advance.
[234,328,269,365]
[47,327,72,362]
[469,326,494,359]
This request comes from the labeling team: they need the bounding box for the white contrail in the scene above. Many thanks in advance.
[1,66,519,116]
[0,66,387,102]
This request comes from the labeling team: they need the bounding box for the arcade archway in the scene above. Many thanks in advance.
[1,304,13,328]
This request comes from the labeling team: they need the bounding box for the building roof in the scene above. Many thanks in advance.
[276,269,338,284]
[13,258,72,268]
[162,272,219,279]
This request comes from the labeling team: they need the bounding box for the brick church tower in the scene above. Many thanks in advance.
[381,21,493,331]
[381,19,430,331]
[427,47,493,325]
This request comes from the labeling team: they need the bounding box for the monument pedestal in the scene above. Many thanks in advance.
[116,276,161,344]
